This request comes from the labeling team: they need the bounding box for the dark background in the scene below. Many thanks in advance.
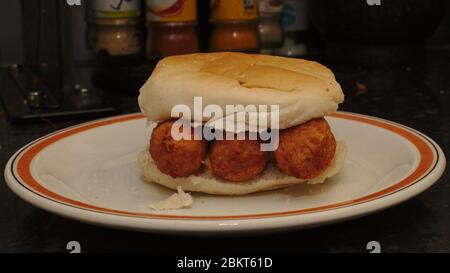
[0,0,449,253]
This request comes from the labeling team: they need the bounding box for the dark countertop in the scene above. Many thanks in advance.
[1,50,449,253]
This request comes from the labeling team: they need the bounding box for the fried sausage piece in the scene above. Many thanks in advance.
[149,119,207,178]
[274,118,336,179]
[210,136,268,182]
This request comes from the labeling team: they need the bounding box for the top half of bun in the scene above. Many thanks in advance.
[138,52,344,130]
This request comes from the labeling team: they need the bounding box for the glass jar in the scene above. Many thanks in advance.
[145,0,199,60]
[275,0,308,57]
[210,21,260,53]
[258,0,283,54]
[146,22,199,60]
[209,0,260,52]
[93,17,142,57]
[259,12,283,53]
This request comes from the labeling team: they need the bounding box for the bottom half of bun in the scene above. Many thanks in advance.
[138,141,347,196]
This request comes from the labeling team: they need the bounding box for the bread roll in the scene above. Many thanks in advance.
[138,52,344,130]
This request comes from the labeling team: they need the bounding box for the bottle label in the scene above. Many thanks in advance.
[210,0,259,21]
[259,0,283,14]
[146,0,197,22]
[93,0,141,18]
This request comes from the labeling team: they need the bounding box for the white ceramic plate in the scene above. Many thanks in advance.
[4,112,446,235]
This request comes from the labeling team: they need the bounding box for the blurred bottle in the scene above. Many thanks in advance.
[258,0,284,54]
[145,0,199,60]
[89,0,143,59]
[89,0,150,94]
[209,0,260,53]
[275,0,308,57]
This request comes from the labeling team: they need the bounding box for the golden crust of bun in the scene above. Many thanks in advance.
[138,52,344,130]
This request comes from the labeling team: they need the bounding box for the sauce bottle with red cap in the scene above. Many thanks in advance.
[145,0,199,60]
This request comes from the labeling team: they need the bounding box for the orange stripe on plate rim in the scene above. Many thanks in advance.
[14,112,435,220]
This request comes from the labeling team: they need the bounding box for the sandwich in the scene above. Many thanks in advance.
[138,52,346,197]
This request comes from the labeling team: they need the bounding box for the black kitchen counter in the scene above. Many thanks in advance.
[1,49,449,253]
